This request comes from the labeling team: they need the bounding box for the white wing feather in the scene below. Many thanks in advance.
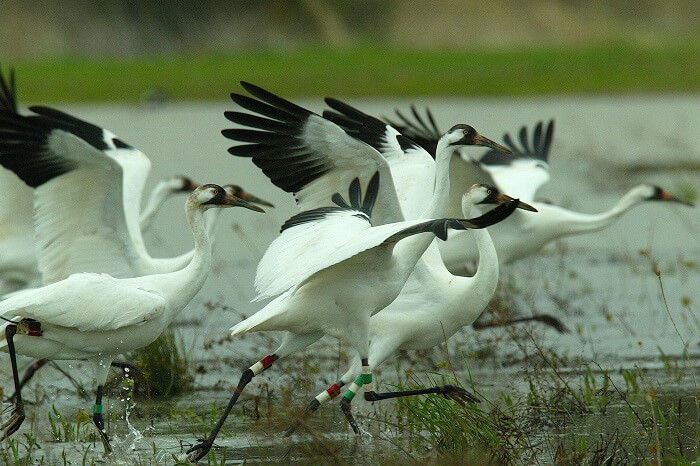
[479,158,550,202]
[33,130,150,283]
[293,115,403,225]
[256,216,450,301]
[0,273,166,332]
[254,211,371,301]
[387,145,436,219]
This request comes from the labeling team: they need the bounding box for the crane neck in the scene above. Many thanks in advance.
[459,229,499,302]
[141,203,223,274]
[140,181,173,233]
[160,202,214,316]
[552,188,648,236]
[419,138,452,219]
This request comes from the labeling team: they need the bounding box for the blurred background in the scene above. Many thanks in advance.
[0,0,697,100]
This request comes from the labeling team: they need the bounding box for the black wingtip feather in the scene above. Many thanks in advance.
[0,65,17,114]
[464,199,519,229]
[361,171,380,216]
[240,82,312,120]
[481,119,555,166]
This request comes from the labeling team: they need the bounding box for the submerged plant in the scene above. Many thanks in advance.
[132,328,193,399]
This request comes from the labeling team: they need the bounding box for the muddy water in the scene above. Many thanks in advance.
[1,97,698,463]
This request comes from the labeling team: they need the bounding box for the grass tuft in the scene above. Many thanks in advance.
[132,328,193,399]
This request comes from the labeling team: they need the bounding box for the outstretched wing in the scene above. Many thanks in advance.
[0,273,166,332]
[383,105,442,157]
[323,98,437,219]
[223,82,402,225]
[255,174,380,300]
[287,200,520,301]
[478,120,554,201]
[0,99,151,283]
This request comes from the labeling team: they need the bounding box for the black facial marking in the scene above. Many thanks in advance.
[226,185,243,197]
[476,184,500,205]
[200,184,227,205]
[448,124,477,145]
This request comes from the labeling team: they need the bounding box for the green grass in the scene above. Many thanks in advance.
[9,42,699,102]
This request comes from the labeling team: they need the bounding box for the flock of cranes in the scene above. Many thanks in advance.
[0,67,692,462]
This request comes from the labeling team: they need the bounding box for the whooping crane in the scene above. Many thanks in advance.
[0,185,264,449]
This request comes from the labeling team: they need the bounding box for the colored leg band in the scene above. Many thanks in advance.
[93,404,102,414]
[315,383,342,404]
[343,382,362,401]
[249,355,275,376]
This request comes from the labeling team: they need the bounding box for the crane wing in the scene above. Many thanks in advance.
[323,98,437,219]
[387,105,554,204]
[265,200,519,302]
[477,120,554,202]
[223,82,403,225]
[0,273,167,332]
[255,173,380,300]
[383,105,442,157]
[0,98,151,283]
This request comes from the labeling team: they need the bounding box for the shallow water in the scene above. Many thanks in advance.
[1,96,698,463]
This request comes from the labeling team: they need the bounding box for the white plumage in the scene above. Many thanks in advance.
[386,110,694,269]
[0,185,264,447]
[187,84,514,461]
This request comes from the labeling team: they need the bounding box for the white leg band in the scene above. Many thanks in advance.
[250,361,265,375]
[315,391,331,404]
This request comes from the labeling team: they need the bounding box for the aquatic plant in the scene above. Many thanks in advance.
[132,328,193,399]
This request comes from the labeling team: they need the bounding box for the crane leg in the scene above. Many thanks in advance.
[338,358,372,435]
[1,324,25,440]
[364,384,479,405]
[92,384,112,453]
[186,354,278,462]
[472,313,569,333]
[283,380,345,436]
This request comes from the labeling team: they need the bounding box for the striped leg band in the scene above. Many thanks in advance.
[249,354,275,376]
[314,383,342,404]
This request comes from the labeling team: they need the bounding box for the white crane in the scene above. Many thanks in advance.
[187,174,519,461]
[271,99,553,434]
[0,70,263,284]
[186,82,513,460]
[0,66,273,391]
[0,67,270,285]
[386,109,694,271]
[283,183,539,435]
[0,185,264,449]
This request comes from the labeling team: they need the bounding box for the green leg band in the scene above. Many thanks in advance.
[343,381,361,400]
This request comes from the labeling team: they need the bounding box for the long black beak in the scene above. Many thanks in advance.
[225,186,275,208]
[496,193,537,212]
[474,134,513,154]
[657,189,695,207]
[222,192,266,212]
